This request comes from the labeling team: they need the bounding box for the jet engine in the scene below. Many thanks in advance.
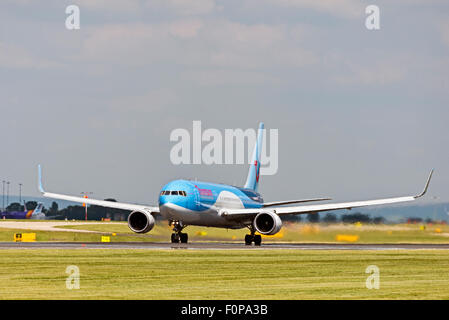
[253,211,282,235]
[127,210,155,233]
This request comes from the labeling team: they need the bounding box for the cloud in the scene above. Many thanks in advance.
[145,0,217,16]
[262,0,364,18]
[76,20,316,74]
[2,0,217,16]
[332,62,406,86]
[440,22,449,48]
[168,20,204,38]
[74,0,141,12]
[322,50,407,86]
[190,68,282,86]
[0,42,60,69]
[78,23,156,65]
[110,88,179,113]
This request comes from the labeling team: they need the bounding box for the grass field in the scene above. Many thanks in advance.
[0,227,155,242]
[53,221,449,244]
[0,220,448,243]
[1,222,448,300]
[0,218,448,246]
[1,249,449,299]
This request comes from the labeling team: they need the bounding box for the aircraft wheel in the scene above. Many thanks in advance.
[171,233,180,243]
[180,233,188,243]
[254,235,262,246]
[244,234,253,245]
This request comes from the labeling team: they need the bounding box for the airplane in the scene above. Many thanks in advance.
[37,123,434,245]
[0,202,45,220]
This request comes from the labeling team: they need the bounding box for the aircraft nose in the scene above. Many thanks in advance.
[158,180,192,208]
[158,193,168,206]
[158,191,188,207]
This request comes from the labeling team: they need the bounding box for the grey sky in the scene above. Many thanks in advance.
[0,0,448,206]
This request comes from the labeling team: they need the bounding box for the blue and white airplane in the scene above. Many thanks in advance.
[37,123,433,245]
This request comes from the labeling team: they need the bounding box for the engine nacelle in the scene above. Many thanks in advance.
[128,210,155,234]
[253,211,282,235]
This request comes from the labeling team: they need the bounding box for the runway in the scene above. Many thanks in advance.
[1,242,449,250]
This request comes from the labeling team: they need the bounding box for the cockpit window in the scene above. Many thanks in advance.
[161,190,187,196]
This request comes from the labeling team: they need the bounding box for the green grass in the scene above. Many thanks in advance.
[1,220,448,243]
[54,222,449,244]
[55,222,248,241]
[0,227,159,242]
[0,249,449,299]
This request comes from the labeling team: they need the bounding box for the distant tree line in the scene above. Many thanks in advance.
[406,217,447,225]
[4,201,39,212]
[284,212,445,225]
[283,212,386,224]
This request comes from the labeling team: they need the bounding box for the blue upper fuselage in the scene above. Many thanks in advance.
[159,179,264,212]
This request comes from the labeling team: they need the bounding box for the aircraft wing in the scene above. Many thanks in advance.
[221,170,433,219]
[262,198,331,207]
[38,165,159,213]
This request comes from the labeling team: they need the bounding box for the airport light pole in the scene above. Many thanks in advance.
[19,183,22,204]
[81,192,93,221]
[6,181,10,210]
[2,180,5,211]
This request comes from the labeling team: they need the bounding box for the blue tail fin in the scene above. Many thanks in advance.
[32,202,44,216]
[244,122,264,191]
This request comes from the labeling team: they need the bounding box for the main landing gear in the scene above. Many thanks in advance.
[170,221,188,244]
[245,226,262,246]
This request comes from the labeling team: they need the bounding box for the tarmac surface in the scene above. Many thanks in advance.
[0,221,120,233]
[1,242,449,250]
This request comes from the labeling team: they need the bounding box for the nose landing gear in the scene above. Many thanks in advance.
[169,221,188,244]
[171,232,188,243]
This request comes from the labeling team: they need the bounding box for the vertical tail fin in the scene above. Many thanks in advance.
[32,202,43,216]
[244,122,264,191]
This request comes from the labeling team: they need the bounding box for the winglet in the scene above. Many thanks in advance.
[38,164,45,193]
[414,169,434,199]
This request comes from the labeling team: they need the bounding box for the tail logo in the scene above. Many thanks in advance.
[255,160,260,183]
